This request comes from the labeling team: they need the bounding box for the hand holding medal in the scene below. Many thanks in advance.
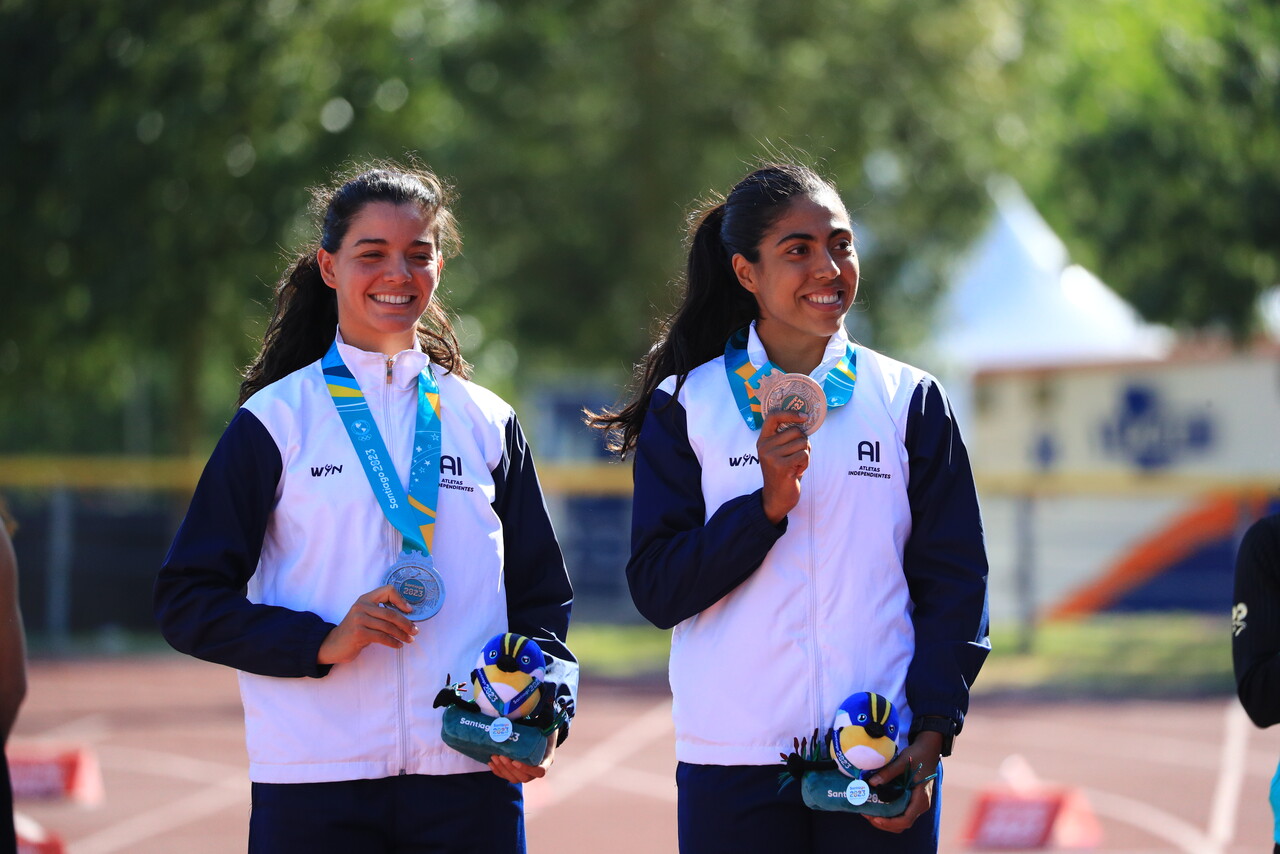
[756,370,828,435]
[756,369,827,524]
[318,583,421,665]
[722,327,856,524]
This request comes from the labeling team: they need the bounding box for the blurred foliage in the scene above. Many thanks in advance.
[1009,0,1280,337]
[1,0,1275,455]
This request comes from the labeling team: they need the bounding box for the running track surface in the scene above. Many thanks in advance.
[11,654,1280,853]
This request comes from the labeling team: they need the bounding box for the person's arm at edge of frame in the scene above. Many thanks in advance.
[153,409,337,679]
[0,522,26,743]
[868,376,991,832]
[626,387,787,630]
[1234,513,1280,728]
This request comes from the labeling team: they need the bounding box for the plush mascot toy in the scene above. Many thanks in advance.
[779,690,922,817]
[830,691,900,776]
[471,633,547,719]
[434,633,564,767]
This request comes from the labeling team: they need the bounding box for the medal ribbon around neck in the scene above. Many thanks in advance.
[322,340,441,556]
[723,326,857,431]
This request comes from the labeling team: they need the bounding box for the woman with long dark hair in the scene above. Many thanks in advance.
[157,162,576,853]
[593,162,989,853]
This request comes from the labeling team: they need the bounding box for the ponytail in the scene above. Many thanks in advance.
[586,201,758,456]
[588,161,835,457]
[239,253,336,405]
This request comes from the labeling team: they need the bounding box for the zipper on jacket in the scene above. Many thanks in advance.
[806,484,824,733]
[382,354,411,775]
[397,645,409,774]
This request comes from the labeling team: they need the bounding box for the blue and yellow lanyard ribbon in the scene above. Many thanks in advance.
[322,340,441,556]
[722,326,858,431]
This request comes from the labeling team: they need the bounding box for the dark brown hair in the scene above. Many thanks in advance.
[239,162,468,405]
[589,162,836,456]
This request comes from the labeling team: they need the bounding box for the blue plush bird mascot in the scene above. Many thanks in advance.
[434,633,569,766]
[472,632,547,719]
[830,691,899,775]
[779,691,933,817]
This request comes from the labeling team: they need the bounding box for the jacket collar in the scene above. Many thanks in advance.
[745,321,852,381]
[333,327,430,391]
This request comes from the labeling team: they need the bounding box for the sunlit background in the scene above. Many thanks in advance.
[3,0,1279,850]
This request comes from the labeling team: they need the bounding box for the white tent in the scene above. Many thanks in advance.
[933,177,1172,376]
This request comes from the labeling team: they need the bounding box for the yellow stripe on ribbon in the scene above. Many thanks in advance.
[416,522,435,550]
[326,384,364,398]
[407,496,437,518]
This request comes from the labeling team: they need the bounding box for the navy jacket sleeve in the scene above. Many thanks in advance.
[626,388,787,630]
[492,413,578,731]
[153,409,336,678]
[901,378,991,733]
[1233,513,1280,728]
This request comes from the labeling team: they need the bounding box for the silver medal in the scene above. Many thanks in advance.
[384,553,445,621]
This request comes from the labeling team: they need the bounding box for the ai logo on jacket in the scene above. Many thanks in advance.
[850,440,891,480]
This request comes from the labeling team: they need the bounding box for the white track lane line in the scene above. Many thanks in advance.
[53,744,249,854]
[67,774,248,854]
[988,716,1277,778]
[94,745,246,783]
[30,714,111,742]
[1208,701,1251,849]
[535,698,673,809]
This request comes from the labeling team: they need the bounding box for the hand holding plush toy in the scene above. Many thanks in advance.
[436,632,567,768]
[779,690,923,817]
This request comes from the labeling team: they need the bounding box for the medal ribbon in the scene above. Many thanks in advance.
[322,340,441,555]
[723,326,857,431]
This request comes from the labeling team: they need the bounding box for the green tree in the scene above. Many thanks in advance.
[2,0,1030,454]
[1008,0,1280,338]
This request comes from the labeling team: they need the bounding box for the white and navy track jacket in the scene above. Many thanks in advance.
[155,334,577,784]
[628,324,988,767]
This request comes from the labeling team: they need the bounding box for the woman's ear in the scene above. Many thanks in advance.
[317,249,337,290]
[731,253,759,294]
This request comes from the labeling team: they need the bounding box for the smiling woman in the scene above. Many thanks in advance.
[239,167,465,403]
[589,161,989,854]
[317,201,444,355]
[153,162,578,854]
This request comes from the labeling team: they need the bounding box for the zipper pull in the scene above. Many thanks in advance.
[386,355,395,385]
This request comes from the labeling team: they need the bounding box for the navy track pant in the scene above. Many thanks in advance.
[249,771,523,854]
[676,762,941,854]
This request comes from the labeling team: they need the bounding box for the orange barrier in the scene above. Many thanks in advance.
[964,756,1102,850]
[8,744,103,806]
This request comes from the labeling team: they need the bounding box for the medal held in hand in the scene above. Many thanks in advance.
[723,325,857,435]
[756,371,827,435]
[385,553,445,622]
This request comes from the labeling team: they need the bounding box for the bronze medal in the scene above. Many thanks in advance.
[757,371,828,435]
